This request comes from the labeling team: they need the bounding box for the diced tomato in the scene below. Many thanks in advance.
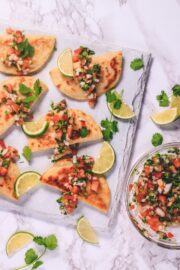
[0,166,8,176]
[129,205,135,210]
[72,54,79,63]
[147,216,161,232]
[0,140,6,149]
[7,100,19,113]
[167,232,174,238]
[67,125,73,138]
[159,195,166,205]
[129,183,133,191]
[55,130,63,140]
[152,172,162,179]
[173,158,180,168]
[72,186,79,194]
[62,114,68,121]
[147,182,154,189]
[6,84,13,93]
[91,180,99,192]
[80,120,86,128]
[52,114,62,122]
[22,58,30,68]
[144,166,151,176]
[74,48,83,54]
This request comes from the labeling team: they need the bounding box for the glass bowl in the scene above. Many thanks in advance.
[126,142,180,249]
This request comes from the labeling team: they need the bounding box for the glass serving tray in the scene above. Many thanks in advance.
[0,22,152,232]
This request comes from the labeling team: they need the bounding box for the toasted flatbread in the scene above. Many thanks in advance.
[28,108,102,152]
[0,76,48,136]
[50,51,122,100]
[0,162,20,200]
[41,159,110,213]
[0,34,55,75]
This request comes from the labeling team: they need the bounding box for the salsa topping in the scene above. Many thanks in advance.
[47,100,90,161]
[131,148,180,234]
[73,47,101,108]
[56,155,100,214]
[2,28,35,74]
[0,79,42,125]
[0,140,19,178]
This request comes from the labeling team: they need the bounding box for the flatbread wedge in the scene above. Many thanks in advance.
[27,108,102,152]
[50,51,122,100]
[0,33,55,75]
[41,159,110,213]
[0,76,48,136]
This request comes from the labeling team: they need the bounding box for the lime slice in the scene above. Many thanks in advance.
[14,171,41,198]
[170,95,180,117]
[22,121,49,138]
[6,231,34,256]
[92,142,115,174]
[107,91,135,119]
[151,108,178,125]
[57,48,74,77]
[76,216,98,244]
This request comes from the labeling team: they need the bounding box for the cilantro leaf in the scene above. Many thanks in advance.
[23,95,36,104]
[156,90,169,107]
[22,145,32,162]
[34,79,42,97]
[80,127,90,138]
[106,91,117,103]
[25,249,38,265]
[33,236,45,246]
[111,120,118,132]
[114,99,122,109]
[19,83,32,95]
[32,260,43,269]
[44,235,58,250]
[151,133,163,147]
[172,84,180,96]
[101,118,118,141]
[102,129,113,141]
[2,159,10,168]
[130,58,144,71]
[17,39,35,59]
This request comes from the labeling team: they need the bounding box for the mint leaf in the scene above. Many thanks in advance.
[23,95,36,104]
[80,127,90,138]
[130,58,144,71]
[34,79,42,97]
[32,260,43,269]
[114,99,122,109]
[22,145,32,161]
[44,235,58,250]
[25,249,38,265]
[151,133,163,147]
[172,84,180,96]
[156,90,169,107]
[19,83,32,95]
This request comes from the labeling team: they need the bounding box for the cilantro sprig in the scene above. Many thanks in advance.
[17,39,35,59]
[19,79,42,106]
[172,84,180,96]
[156,90,169,107]
[151,133,163,147]
[16,234,58,270]
[101,117,118,141]
[130,58,144,71]
[106,91,122,110]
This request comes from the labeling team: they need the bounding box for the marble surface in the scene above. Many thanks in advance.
[0,0,180,269]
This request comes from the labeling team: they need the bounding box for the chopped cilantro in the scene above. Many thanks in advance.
[130,58,144,71]
[172,84,180,96]
[80,127,89,138]
[156,90,169,107]
[114,99,122,109]
[23,95,36,104]
[2,159,10,168]
[151,133,163,147]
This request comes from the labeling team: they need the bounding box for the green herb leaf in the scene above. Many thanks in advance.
[19,83,32,95]
[2,159,10,168]
[106,91,117,103]
[130,58,144,71]
[101,118,118,141]
[172,84,180,96]
[22,145,32,161]
[44,235,58,250]
[114,99,122,109]
[34,79,42,96]
[156,90,169,107]
[17,39,35,59]
[23,95,36,104]
[33,236,45,246]
[151,133,163,147]
[80,127,90,138]
[25,249,38,265]
[32,260,43,269]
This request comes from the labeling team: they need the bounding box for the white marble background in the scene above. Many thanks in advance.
[0,0,180,269]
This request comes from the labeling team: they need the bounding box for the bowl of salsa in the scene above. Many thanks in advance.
[126,142,180,249]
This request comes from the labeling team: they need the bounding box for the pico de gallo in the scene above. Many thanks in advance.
[1,28,35,75]
[131,148,180,238]
[0,140,19,180]
[73,46,101,108]
[0,79,42,125]
[55,155,100,214]
[47,100,90,161]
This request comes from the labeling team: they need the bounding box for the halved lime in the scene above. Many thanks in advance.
[107,91,135,119]
[57,48,74,77]
[6,231,34,256]
[92,142,115,174]
[151,108,178,125]
[22,121,49,138]
[170,95,180,117]
[76,216,98,244]
[14,171,41,198]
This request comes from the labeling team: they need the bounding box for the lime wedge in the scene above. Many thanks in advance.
[151,108,178,125]
[6,231,34,256]
[14,171,41,198]
[92,142,115,174]
[57,48,74,77]
[22,121,49,138]
[170,95,180,117]
[107,91,135,119]
[76,216,98,244]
